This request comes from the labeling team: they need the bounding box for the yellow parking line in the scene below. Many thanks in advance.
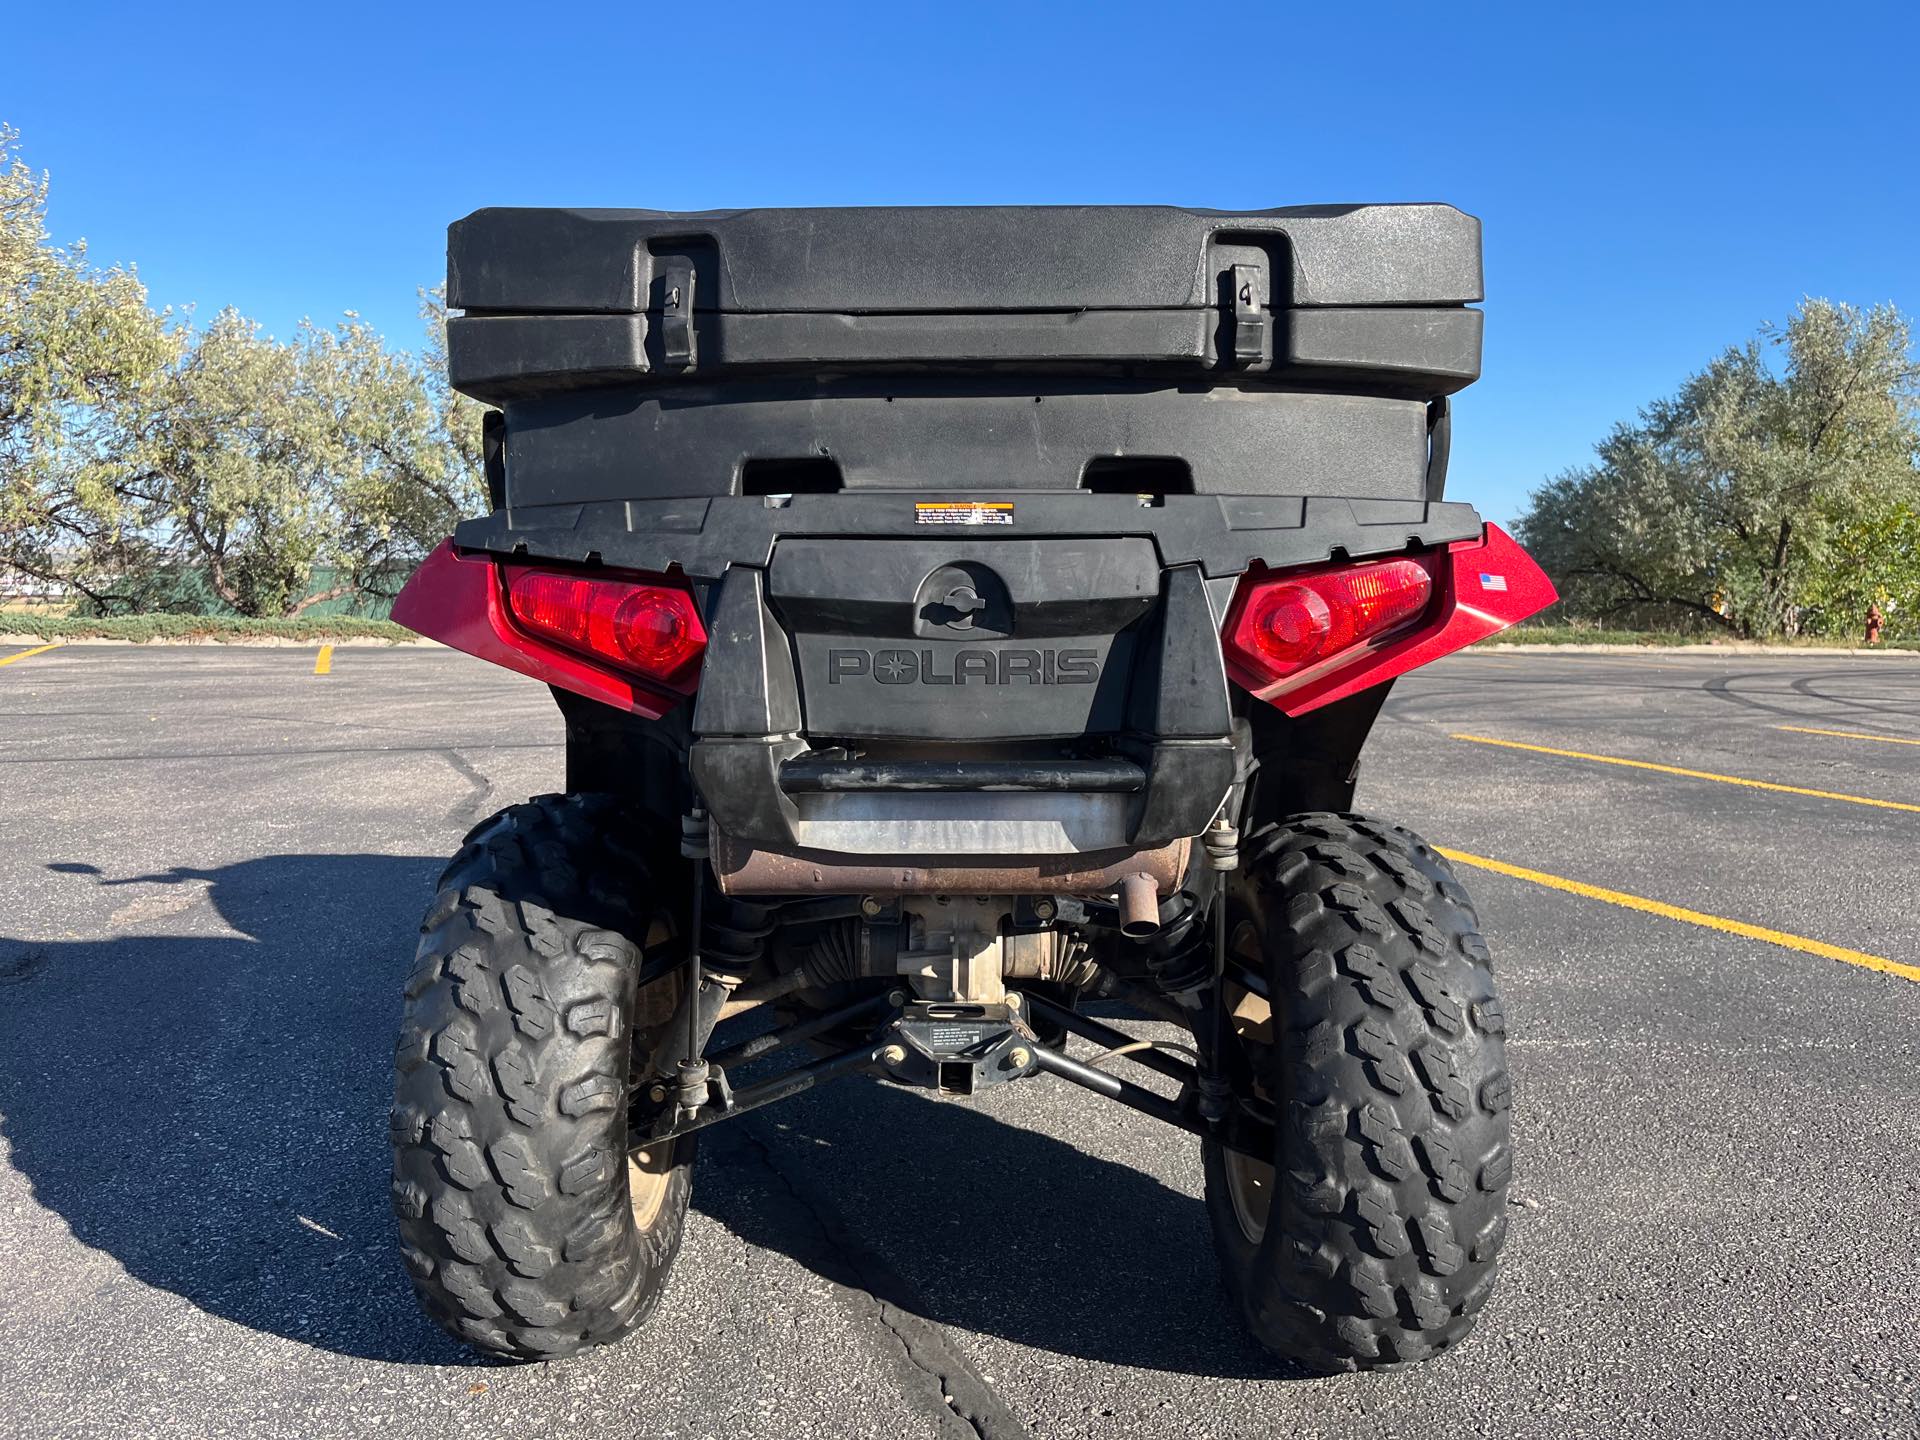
[1451,733,1920,815]
[0,642,62,669]
[1776,724,1920,748]
[314,645,334,676]
[1437,847,1919,984]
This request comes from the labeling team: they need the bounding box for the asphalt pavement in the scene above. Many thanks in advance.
[1,642,1915,1440]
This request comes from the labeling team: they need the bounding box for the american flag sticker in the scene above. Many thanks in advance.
[1479,573,1508,592]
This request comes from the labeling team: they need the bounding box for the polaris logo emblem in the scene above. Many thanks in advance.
[827,648,1099,685]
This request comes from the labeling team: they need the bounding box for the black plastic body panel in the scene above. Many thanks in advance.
[448,307,1481,402]
[768,537,1158,741]
[778,756,1146,793]
[689,567,800,737]
[454,492,1484,582]
[449,204,1482,315]
[493,379,1431,505]
[667,504,1281,852]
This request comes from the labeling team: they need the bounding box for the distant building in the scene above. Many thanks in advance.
[0,562,75,601]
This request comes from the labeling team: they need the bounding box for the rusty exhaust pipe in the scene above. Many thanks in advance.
[1116,872,1161,939]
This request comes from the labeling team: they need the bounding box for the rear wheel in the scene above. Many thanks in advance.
[1203,812,1511,1371]
[391,793,694,1360]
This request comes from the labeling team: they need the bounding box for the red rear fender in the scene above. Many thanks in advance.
[390,541,690,719]
[1226,523,1557,717]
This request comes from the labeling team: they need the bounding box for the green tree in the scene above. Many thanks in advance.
[1796,498,1920,638]
[0,125,180,609]
[122,308,337,615]
[304,289,485,609]
[1517,300,1920,638]
[119,303,485,616]
[2,125,486,617]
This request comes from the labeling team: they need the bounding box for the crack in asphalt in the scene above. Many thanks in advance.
[439,748,495,825]
[713,1122,1030,1440]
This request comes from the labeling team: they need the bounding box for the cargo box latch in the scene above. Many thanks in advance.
[1229,262,1269,368]
[654,257,697,369]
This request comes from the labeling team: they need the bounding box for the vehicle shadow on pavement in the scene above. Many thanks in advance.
[696,1072,1289,1379]
[0,854,483,1366]
[3,854,1287,1376]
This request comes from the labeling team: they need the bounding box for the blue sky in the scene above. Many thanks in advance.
[8,0,1916,523]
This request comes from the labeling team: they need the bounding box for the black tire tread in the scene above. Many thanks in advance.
[1207,811,1510,1372]
[391,793,690,1360]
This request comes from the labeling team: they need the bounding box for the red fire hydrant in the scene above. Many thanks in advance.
[1865,602,1884,645]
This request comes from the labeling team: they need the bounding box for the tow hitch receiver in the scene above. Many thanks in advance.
[876,1001,1035,1095]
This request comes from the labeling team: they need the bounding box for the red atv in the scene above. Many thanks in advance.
[390,203,1554,1370]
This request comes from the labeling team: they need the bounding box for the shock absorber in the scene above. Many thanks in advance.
[702,895,778,984]
[672,808,715,1119]
[661,809,784,1119]
[1199,814,1240,1124]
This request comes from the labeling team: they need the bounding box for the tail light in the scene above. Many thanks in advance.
[1222,524,1558,716]
[1226,558,1433,682]
[506,570,706,684]
[391,541,706,719]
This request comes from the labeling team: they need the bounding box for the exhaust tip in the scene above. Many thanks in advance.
[1117,872,1161,939]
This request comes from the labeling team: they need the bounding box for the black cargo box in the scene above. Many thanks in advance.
[447,203,1481,511]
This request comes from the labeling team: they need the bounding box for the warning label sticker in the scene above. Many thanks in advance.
[929,1024,985,1052]
[915,501,1014,527]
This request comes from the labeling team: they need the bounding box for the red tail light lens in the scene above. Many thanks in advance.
[1225,558,1433,687]
[506,569,706,683]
